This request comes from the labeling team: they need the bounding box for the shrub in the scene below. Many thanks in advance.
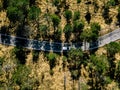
[46,53,57,70]
[73,20,84,32]
[51,14,61,29]
[53,0,60,6]
[77,0,81,3]
[73,11,80,21]
[64,10,72,22]
[107,0,116,6]
[28,6,41,20]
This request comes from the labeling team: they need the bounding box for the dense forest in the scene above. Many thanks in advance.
[0,0,120,89]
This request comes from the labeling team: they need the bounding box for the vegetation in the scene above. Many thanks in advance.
[64,10,72,22]
[1,0,120,89]
[51,14,61,30]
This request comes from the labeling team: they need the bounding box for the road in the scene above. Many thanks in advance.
[0,28,120,52]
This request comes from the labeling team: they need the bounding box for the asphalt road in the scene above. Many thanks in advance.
[0,28,120,52]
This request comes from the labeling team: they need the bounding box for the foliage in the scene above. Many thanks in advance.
[73,20,84,32]
[117,7,120,24]
[46,53,57,70]
[67,48,84,79]
[7,0,29,22]
[7,6,24,22]
[107,0,116,6]
[90,22,101,41]
[51,14,61,29]
[106,42,120,57]
[54,28,62,41]
[39,25,48,37]
[28,6,41,20]
[80,28,92,42]
[90,55,109,74]
[73,11,80,21]
[12,65,31,88]
[77,0,81,3]
[53,0,60,6]
[0,57,4,65]
[64,10,72,22]
[63,24,73,41]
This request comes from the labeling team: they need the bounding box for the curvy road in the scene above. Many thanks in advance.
[0,28,120,52]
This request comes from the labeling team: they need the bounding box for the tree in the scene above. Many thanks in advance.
[53,0,60,6]
[77,0,81,3]
[28,6,41,20]
[117,7,120,25]
[90,22,101,41]
[46,53,57,70]
[80,28,92,50]
[73,20,84,33]
[73,11,80,21]
[54,28,62,41]
[106,42,120,79]
[12,65,32,89]
[7,0,29,22]
[51,14,61,30]
[63,24,73,42]
[88,55,109,89]
[67,48,84,80]
[64,10,72,22]
[106,42,120,58]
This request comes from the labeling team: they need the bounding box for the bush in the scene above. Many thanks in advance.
[107,0,116,6]
[73,11,80,21]
[54,29,62,41]
[53,0,60,6]
[51,14,61,29]
[77,0,81,3]
[12,65,31,87]
[7,6,24,22]
[64,10,72,22]
[63,24,73,41]
[28,6,41,20]
[46,53,57,70]
[7,0,29,22]
[73,20,84,32]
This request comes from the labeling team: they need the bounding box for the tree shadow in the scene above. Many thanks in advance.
[102,6,112,24]
[14,24,31,64]
[89,41,99,54]
[32,50,40,63]
[0,26,11,45]
[85,11,91,24]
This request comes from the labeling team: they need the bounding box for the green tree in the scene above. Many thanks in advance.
[7,0,29,22]
[73,20,84,33]
[117,7,120,25]
[67,48,84,79]
[77,0,81,3]
[106,42,120,79]
[28,6,41,20]
[46,53,57,70]
[51,14,61,30]
[88,55,109,89]
[63,24,73,42]
[53,0,60,6]
[80,28,92,50]
[54,28,62,41]
[106,42,120,57]
[64,10,72,22]
[73,11,80,21]
[90,22,101,41]
[12,65,32,89]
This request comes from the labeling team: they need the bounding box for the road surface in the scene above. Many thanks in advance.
[0,28,120,52]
